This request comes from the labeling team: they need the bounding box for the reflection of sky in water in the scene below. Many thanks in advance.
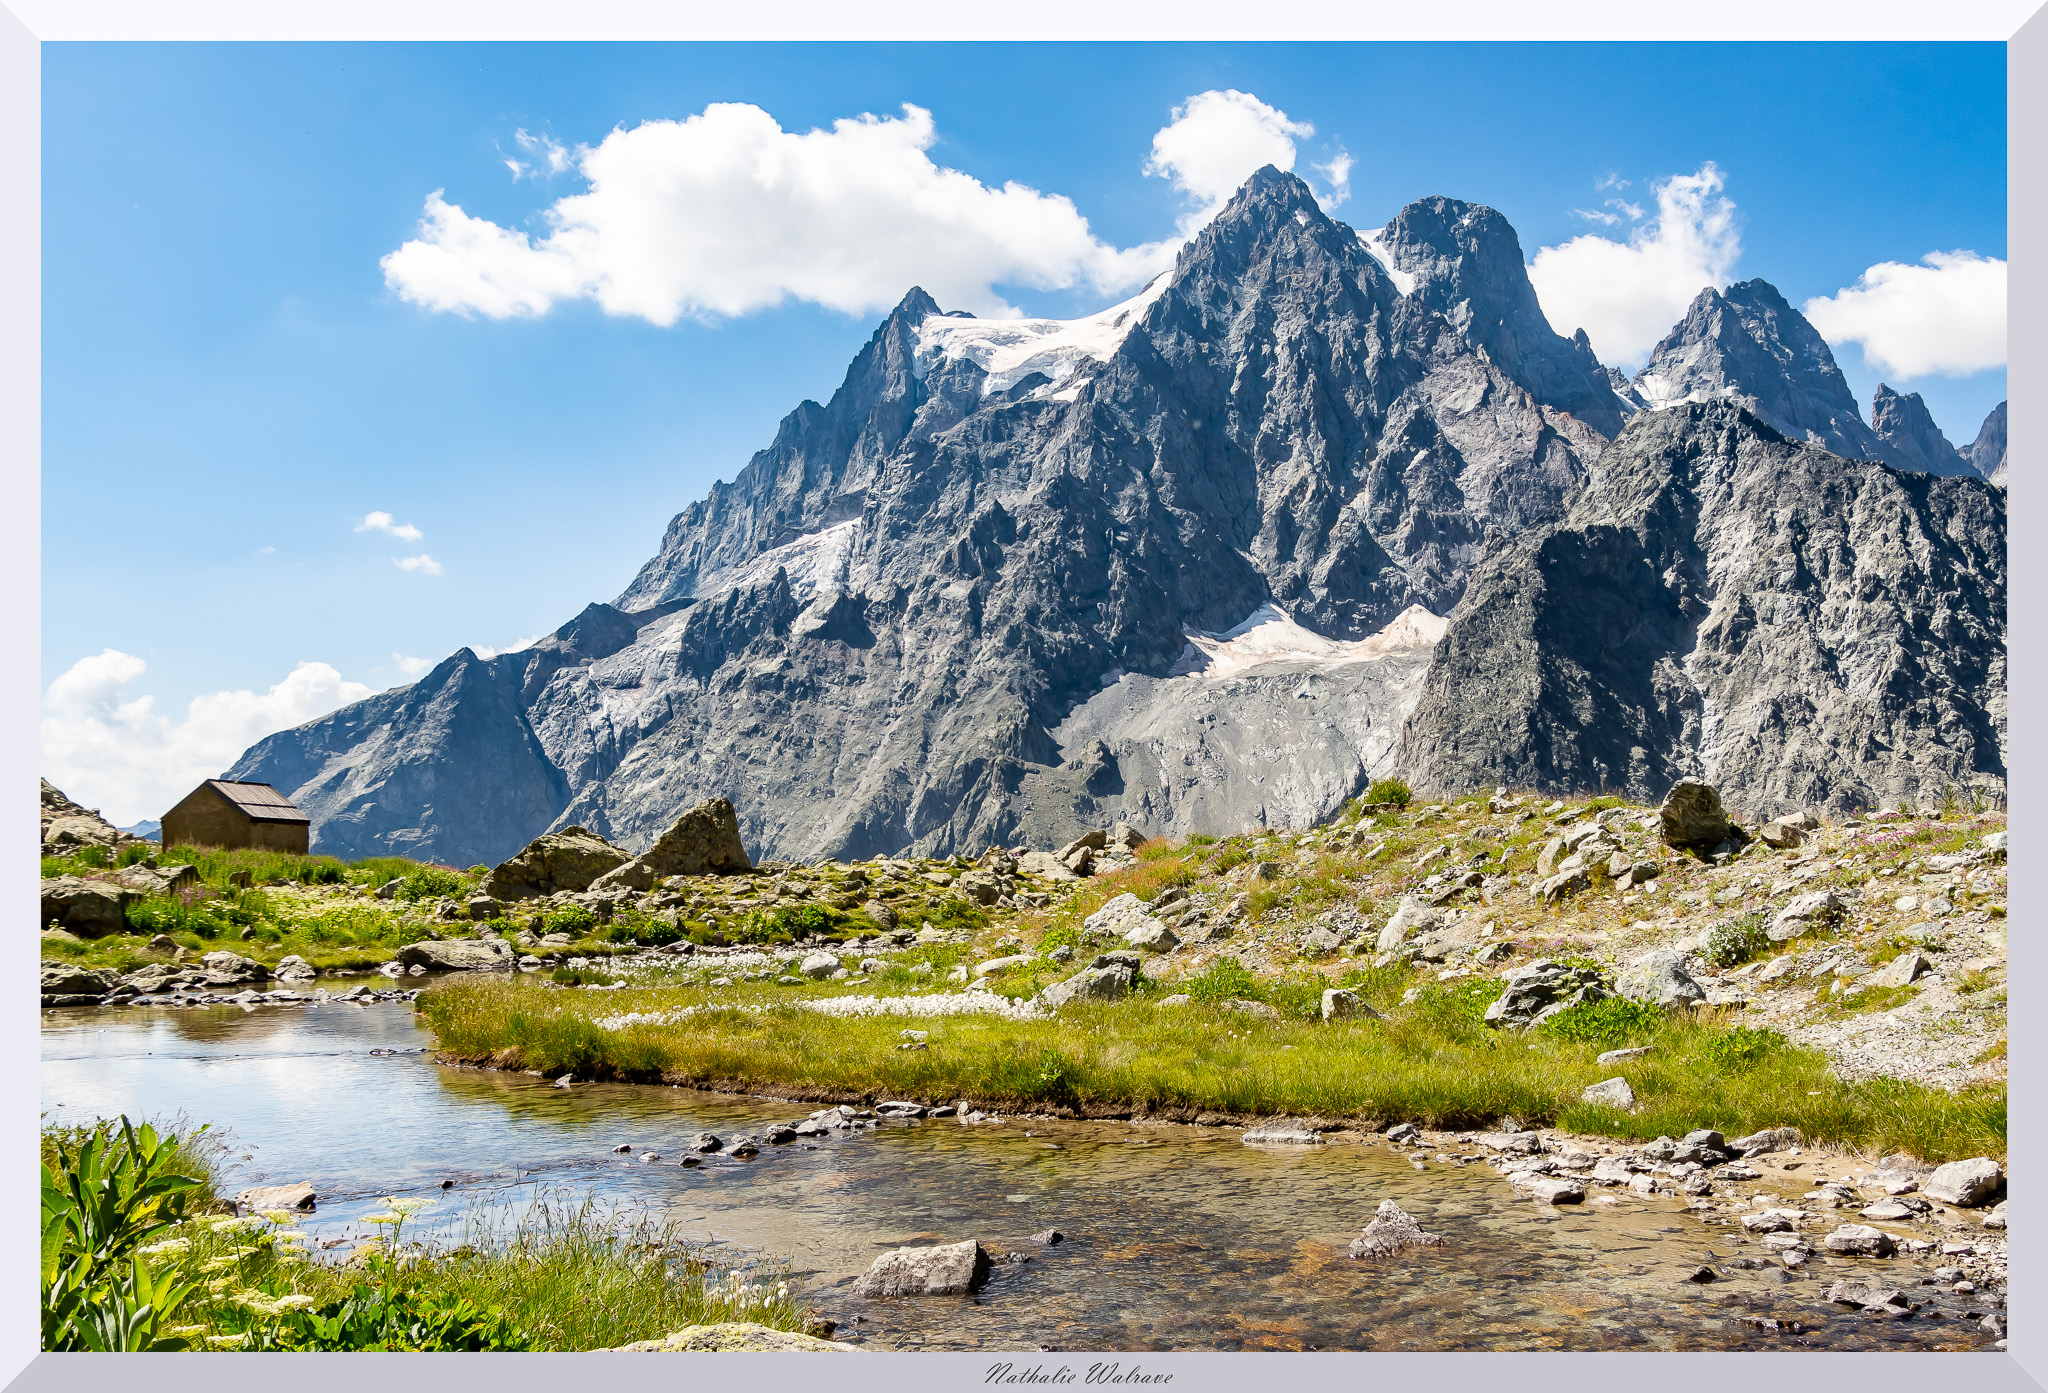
[40,1004,1998,1353]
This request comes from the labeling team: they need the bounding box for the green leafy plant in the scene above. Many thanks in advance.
[1181,956,1264,1005]
[394,867,469,903]
[42,1118,209,1351]
[543,903,600,936]
[1358,777,1415,810]
[1538,996,1665,1047]
[1704,912,1771,968]
[244,1284,533,1351]
[605,909,685,948]
[1699,1026,1784,1071]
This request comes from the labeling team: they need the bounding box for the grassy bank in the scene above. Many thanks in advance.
[417,974,2005,1164]
[40,1116,816,1351]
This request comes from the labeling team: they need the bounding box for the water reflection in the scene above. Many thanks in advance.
[40,1003,1994,1352]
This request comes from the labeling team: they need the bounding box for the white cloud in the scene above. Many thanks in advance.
[383,102,1177,323]
[356,510,424,541]
[1802,251,2007,379]
[1314,151,1354,210]
[505,128,577,181]
[1144,89,1315,224]
[256,545,275,555]
[392,653,433,678]
[1529,163,1743,369]
[394,554,443,575]
[41,650,372,827]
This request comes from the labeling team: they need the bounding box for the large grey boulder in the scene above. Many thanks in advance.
[199,951,270,984]
[394,938,517,972]
[1922,1157,2003,1207]
[850,1240,991,1297]
[1822,1224,1896,1257]
[41,964,117,998]
[592,798,753,891]
[1865,950,1932,989]
[1580,1077,1636,1109]
[1483,960,1612,1029]
[1729,1127,1799,1157]
[1321,988,1380,1022]
[1616,948,1705,1007]
[1658,780,1737,851]
[1037,961,1135,1009]
[1347,1200,1445,1259]
[39,877,134,938]
[482,827,631,901]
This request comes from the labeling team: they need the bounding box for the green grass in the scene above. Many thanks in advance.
[416,976,2005,1161]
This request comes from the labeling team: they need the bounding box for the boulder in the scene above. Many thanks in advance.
[199,950,270,984]
[1865,951,1933,989]
[1061,830,1109,857]
[862,899,899,931]
[1037,962,1135,1009]
[273,955,316,980]
[1084,893,1156,939]
[43,814,122,852]
[482,827,632,900]
[1597,1045,1653,1064]
[1347,1199,1445,1259]
[1519,1175,1585,1205]
[1015,850,1083,882]
[1535,837,1566,876]
[114,863,199,896]
[1321,988,1380,1022]
[1660,779,1737,851]
[1124,921,1178,953]
[1617,948,1706,1007]
[394,939,516,972]
[798,951,841,979]
[1109,823,1150,853]
[1821,1224,1896,1257]
[974,954,1033,977]
[40,877,134,938]
[1922,1157,2003,1207]
[1482,960,1612,1029]
[1826,1281,1908,1310]
[40,965,116,998]
[236,1182,317,1214]
[1580,1077,1636,1109]
[1757,819,1807,849]
[954,871,1002,906]
[1769,890,1846,942]
[613,1323,863,1352]
[590,799,754,892]
[1537,867,1592,904]
[1376,896,1443,955]
[850,1240,991,1297]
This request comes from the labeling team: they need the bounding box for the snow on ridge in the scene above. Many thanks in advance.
[1169,602,1446,678]
[699,519,858,604]
[913,274,1172,397]
[1359,229,1418,298]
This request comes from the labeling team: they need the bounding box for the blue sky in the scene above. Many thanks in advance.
[41,42,2007,823]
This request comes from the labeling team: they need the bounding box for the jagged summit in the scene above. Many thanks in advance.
[225,169,2005,865]
[1632,279,1886,462]
[1967,401,2008,487]
[1369,195,1623,436]
[1870,384,1977,477]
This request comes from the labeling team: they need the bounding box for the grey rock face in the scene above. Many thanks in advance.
[1037,961,1135,1009]
[1966,401,2007,487]
[1632,280,1885,462]
[1398,402,2006,815]
[225,168,1604,865]
[1372,196,1625,435]
[851,1239,992,1297]
[1616,948,1705,1007]
[1483,960,1612,1028]
[1870,384,1976,476]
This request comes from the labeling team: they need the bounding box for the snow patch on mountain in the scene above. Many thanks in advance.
[913,273,1172,395]
[1357,228,1417,297]
[1171,603,1447,678]
[703,519,858,604]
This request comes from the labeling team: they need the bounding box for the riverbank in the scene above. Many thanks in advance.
[418,974,2004,1163]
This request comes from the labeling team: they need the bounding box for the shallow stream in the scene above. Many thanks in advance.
[40,1000,1996,1351]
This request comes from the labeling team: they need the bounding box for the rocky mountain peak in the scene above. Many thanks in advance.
[1372,195,1623,435]
[1632,278,1885,463]
[1870,384,1976,477]
[1966,401,2008,488]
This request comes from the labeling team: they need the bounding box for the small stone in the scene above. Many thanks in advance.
[1596,1045,1653,1064]
[1029,1228,1065,1245]
[851,1240,992,1297]
[1321,987,1380,1022]
[690,1132,724,1153]
[1822,1224,1896,1257]
[1347,1199,1445,1258]
[1685,1265,1718,1284]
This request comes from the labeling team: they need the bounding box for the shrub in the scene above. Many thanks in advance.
[1404,977,1501,1036]
[246,1285,532,1352]
[1538,996,1665,1047]
[1705,912,1771,968]
[604,910,684,948]
[543,904,600,937]
[394,867,469,903]
[774,903,832,938]
[1358,777,1414,810]
[1699,1026,1784,1071]
[127,892,233,940]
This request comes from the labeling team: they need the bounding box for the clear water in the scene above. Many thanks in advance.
[40,1001,1997,1352]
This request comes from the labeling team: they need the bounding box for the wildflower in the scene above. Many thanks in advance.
[258,1209,301,1226]
[360,1212,403,1225]
[204,1332,250,1348]
[138,1237,192,1258]
[166,1325,207,1337]
[385,1196,436,1215]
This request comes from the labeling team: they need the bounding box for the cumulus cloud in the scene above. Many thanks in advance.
[1314,151,1354,210]
[392,653,432,678]
[41,650,372,826]
[1802,251,2006,379]
[1144,89,1315,221]
[394,554,443,575]
[383,102,1177,323]
[1529,163,1742,369]
[357,510,423,541]
[505,128,577,181]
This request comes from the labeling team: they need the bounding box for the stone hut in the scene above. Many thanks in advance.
[159,780,311,854]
